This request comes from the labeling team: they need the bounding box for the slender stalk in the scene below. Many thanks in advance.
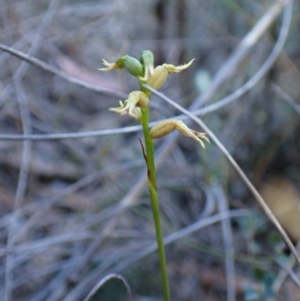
[139,87,171,301]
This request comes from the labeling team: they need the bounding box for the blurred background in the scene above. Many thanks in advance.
[0,0,300,300]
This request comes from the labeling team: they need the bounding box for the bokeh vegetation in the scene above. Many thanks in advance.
[0,0,299,300]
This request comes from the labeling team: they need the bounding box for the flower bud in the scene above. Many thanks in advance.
[140,50,154,66]
[139,50,155,81]
[146,66,168,90]
[99,55,143,78]
[123,55,144,77]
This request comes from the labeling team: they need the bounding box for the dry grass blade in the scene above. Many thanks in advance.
[83,273,132,301]
[0,43,127,99]
[188,0,290,110]
[3,0,61,299]
[215,185,236,301]
[275,259,300,289]
[191,0,292,116]
[272,84,300,116]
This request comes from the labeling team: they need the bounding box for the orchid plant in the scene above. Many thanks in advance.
[100,50,209,301]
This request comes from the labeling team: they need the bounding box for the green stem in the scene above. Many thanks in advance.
[140,87,171,301]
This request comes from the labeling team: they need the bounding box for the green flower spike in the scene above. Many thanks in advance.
[150,119,209,148]
[100,51,202,301]
[109,91,149,120]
